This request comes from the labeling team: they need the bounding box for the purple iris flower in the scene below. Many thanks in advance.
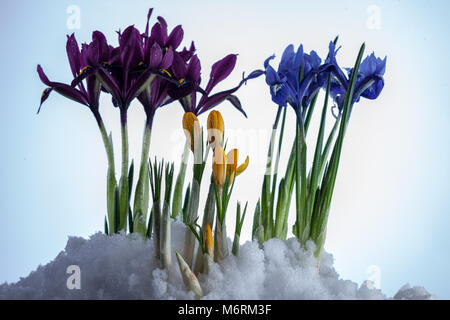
[168,52,263,117]
[37,32,108,117]
[326,42,386,112]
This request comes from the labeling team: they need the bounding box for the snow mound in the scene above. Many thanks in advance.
[0,221,435,300]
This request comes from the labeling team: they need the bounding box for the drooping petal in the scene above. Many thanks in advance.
[37,64,51,86]
[124,68,157,106]
[96,67,123,105]
[86,75,101,109]
[38,88,53,113]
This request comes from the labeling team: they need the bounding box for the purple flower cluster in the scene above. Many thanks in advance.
[37,8,261,122]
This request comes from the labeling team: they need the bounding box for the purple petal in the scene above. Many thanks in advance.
[52,83,89,106]
[170,52,187,79]
[157,16,168,30]
[151,20,168,47]
[86,76,101,109]
[167,25,183,49]
[119,26,140,70]
[197,79,244,116]
[160,47,174,70]
[124,68,157,106]
[144,8,154,37]
[96,67,123,105]
[148,42,163,68]
[38,88,53,113]
[179,41,196,61]
[186,54,201,83]
[66,34,81,77]
[92,31,110,63]
[37,65,51,86]
[204,54,237,94]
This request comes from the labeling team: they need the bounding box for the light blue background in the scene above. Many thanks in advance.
[1,0,449,298]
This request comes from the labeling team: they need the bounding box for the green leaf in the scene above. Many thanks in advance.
[104,216,109,235]
[128,206,133,234]
[172,142,189,219]
[182,183,191,224]
[314,43,366,257]
[274,178,288,238]
[146,207,154,239]
[128,159,134,198]
[114,187,120,234]
[252,199,261,240]
[106,166,117,236]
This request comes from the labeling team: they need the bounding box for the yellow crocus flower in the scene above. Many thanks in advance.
[207,110,224,149]
[182,112,201,153]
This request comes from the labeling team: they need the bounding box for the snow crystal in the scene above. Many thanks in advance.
[0,221,435,300]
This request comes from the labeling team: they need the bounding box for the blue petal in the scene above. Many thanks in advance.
[265,65,279,85]
[278,44,295,74]
[264,54,275,69]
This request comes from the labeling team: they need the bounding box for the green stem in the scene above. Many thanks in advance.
[172,141,190,219]
[262,106,283,240]
[118,109,129,232]
[133,114,153,235]
[93,110,117,235]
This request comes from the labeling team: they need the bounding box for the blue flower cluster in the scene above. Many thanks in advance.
[264,41,387,119]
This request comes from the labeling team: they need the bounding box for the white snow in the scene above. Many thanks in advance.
[0,221,435,300]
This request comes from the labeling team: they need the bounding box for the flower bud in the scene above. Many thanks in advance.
[182,112,200,153]
[207,110,224,149]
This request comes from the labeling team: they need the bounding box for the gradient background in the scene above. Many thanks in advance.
[1,0,449,298]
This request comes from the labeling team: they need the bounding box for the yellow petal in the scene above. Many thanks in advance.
[212,146,227,186]
[205,224,213,258]
[226,149,239,184]
[207,110,224,148]
[182,112,200,153]
[236,156,249,176]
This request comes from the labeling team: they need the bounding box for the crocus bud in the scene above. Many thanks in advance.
[207,110,224,149]
[182,112,200,153]
[227,150,249,185]
[212,146,227,187]
[205,224,214,259]
[226,149,239,185]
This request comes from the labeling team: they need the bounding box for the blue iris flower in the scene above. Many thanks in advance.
[326,42,387,113]
[264,44,328,120]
